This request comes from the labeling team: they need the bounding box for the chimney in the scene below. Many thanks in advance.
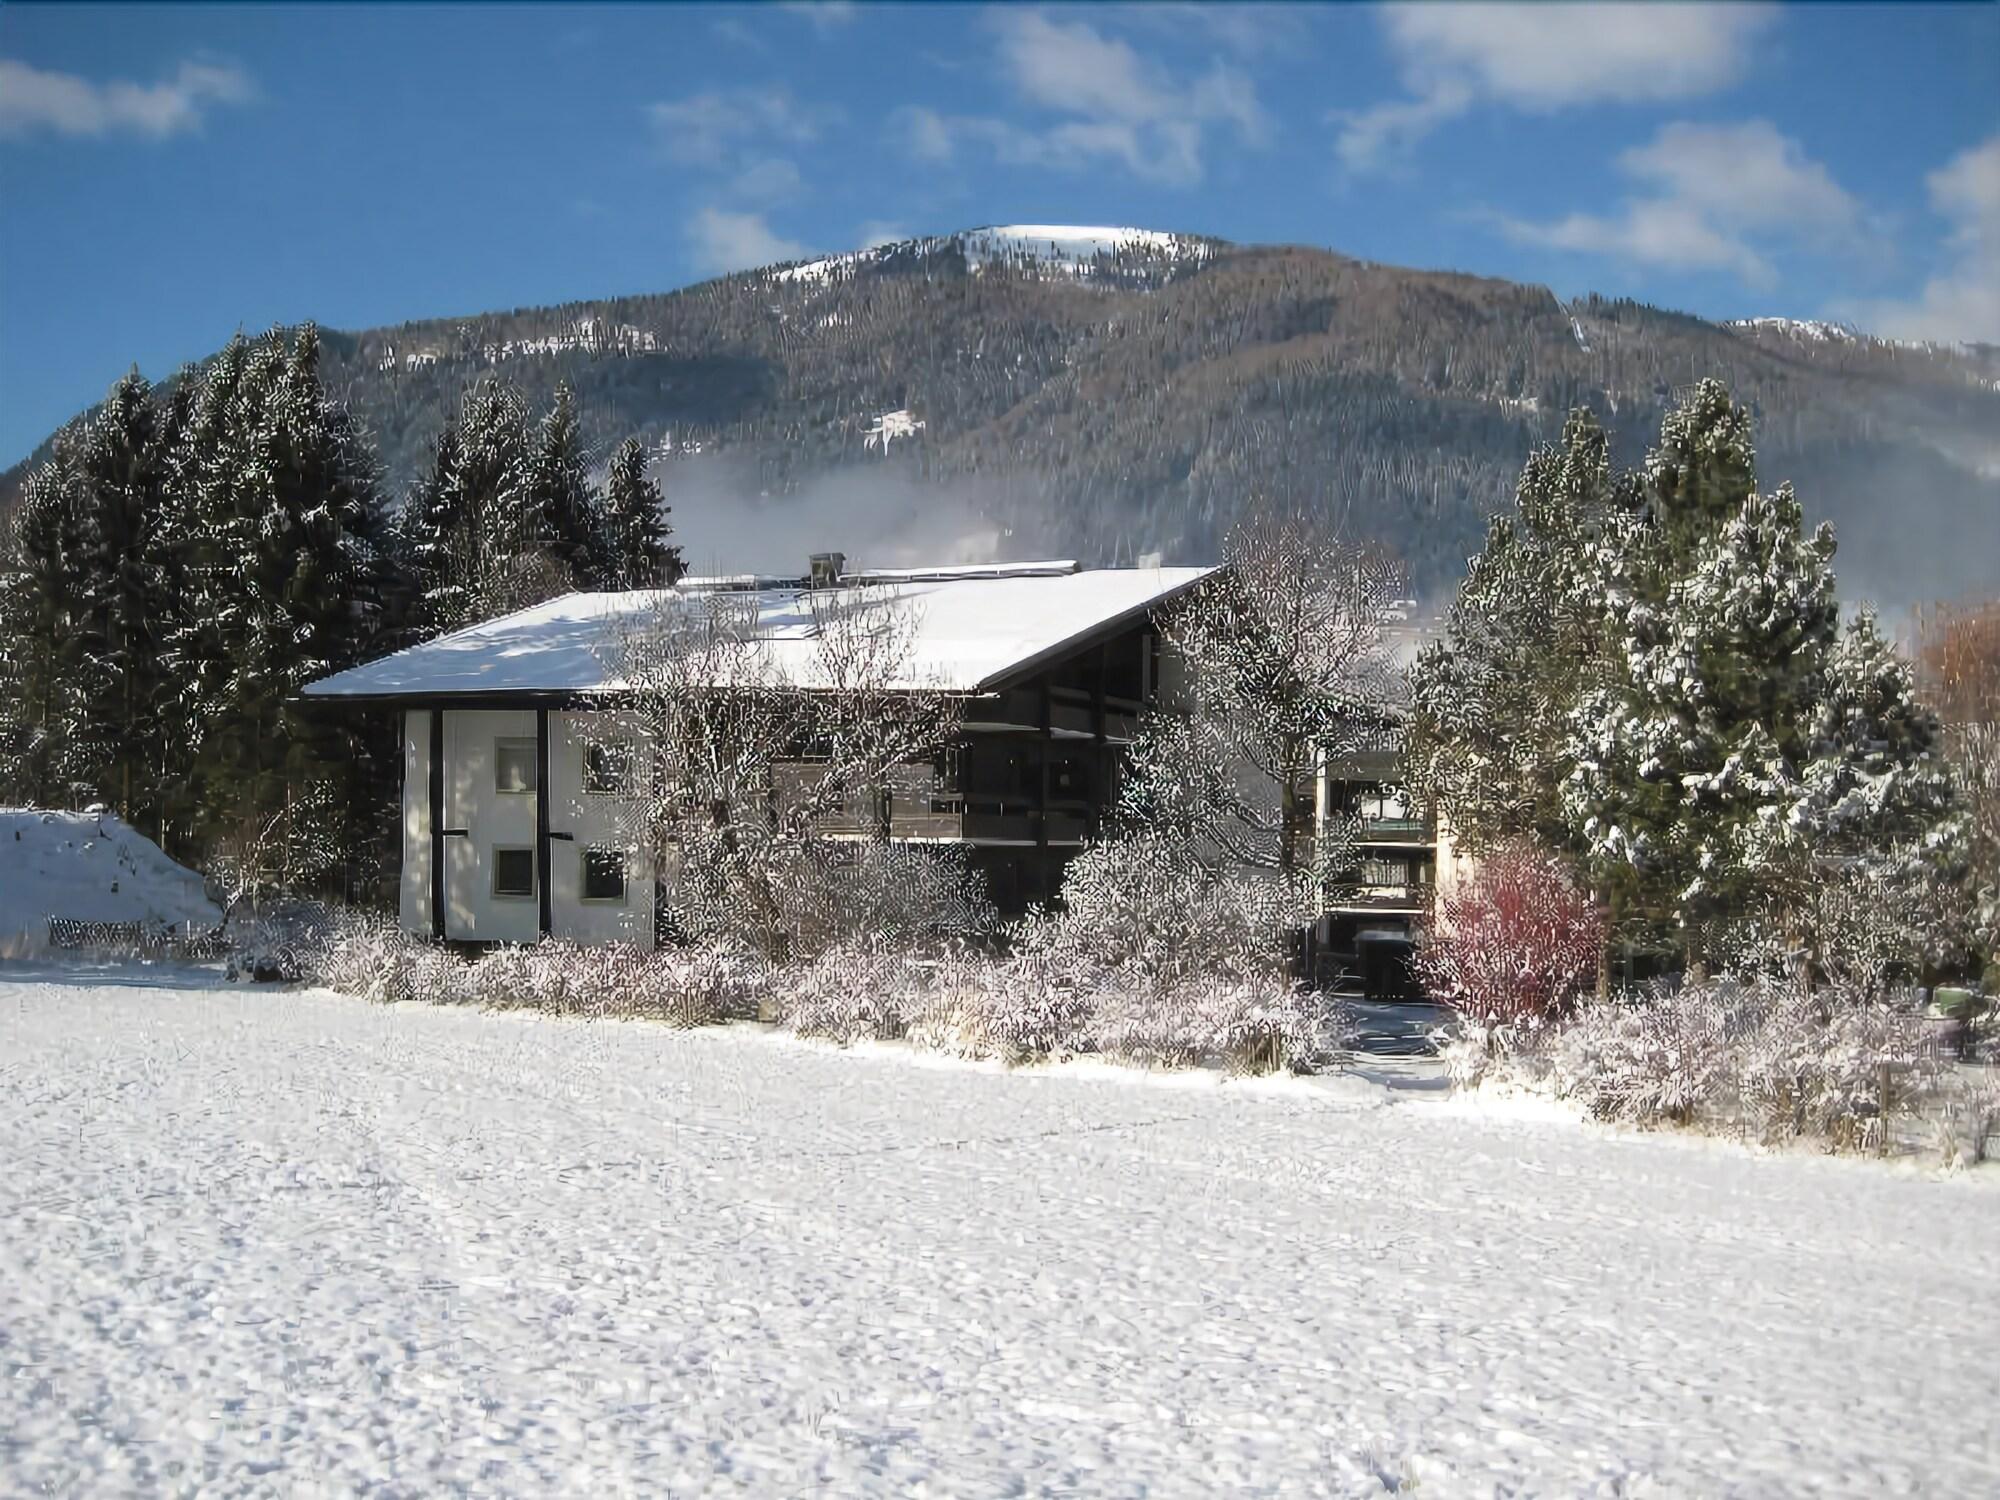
[808,551,846,588]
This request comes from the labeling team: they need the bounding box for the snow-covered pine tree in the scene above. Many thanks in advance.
[399,424,468,636]
[71,370,176,826]
[1563,473,1841,969]
[1404,409,1641,856]
[600,436,684,588]
[446,380,542,622]
[522,383,610,588]
[1785,610,1967,984]
[0,429,90,805]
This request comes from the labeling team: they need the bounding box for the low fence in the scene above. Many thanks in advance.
[46,917,228,959]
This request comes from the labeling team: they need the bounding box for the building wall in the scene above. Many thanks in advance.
[548,710,654,949]
[400,710,432,936]
[400,707,655,949]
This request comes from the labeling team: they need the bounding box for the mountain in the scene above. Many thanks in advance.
[8,225,1997,603]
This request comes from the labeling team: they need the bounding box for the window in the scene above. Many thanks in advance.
[583,739,634,796]
[581,847,626,903]
[492,846,536,899]
[495,738,537,795]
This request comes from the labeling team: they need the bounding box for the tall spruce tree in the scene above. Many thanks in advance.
[600,436,685,588]
[71,370,175,825]
[0,431,89,805]
[1562,479,1841,962]
[523,382,609,587]
[1404,410,1640,855]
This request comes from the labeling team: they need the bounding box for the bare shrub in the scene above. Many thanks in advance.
[1484,974,1975,1155]
[1417,841,1605,1031]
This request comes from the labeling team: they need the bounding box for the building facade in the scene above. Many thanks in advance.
[304,561,1213,947]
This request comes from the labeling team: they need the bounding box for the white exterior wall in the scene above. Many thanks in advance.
[399,706,655,949]
[400,710,433,935]
[548,710,655,949]
[445,708,541,943]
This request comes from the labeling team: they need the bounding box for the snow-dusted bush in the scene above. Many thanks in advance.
[777,940,935,1044]
[456,940,771,1027]
[670,839,994,962]
[1734,986,1950,1150]
[306,916,772,1028]
[1548,981,1758,1126]
[1083,974,1326,1074]
[1416,840,1604,1029]
[1013,831,1309,989]
[1467,973,1978,1156]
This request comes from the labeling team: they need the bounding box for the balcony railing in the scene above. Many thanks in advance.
[1356,814,1433,842]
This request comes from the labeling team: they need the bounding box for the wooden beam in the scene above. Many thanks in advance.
[428,709,445,942]
[535,708,552,940]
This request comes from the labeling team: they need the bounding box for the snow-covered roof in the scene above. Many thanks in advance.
[302,562,1217,702]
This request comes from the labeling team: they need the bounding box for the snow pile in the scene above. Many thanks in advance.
[0,809,221,956]
[3,973,1995,1497]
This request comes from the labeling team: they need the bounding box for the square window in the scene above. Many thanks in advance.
[584,739,634,796]
[495,738,537,795]
[582,847,626,903]
[493,846,536,899]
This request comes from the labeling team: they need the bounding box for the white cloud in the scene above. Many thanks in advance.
[648,86,835,167]
[779,1,858,34]
[0,57,254,141]
[1336,3,1773,171]
[896,10,1268,188]
[1840,135,2000,345]
[686,207,808,275]
[1496,120,1865,290]
[857,220,908,251]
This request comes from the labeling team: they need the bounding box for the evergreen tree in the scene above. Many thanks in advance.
[448,380,538,622]
[1563,471,1841,966]
[71,370,175,825]
[1404,410,1640,855]
[600,436,685,588]
[0,432,89,804]
[522,382,609,587]
[401,424,467,634]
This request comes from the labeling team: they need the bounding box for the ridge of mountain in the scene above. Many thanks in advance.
[7,226,1997,603]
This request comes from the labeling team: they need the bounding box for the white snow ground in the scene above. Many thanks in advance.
[3,969,1995,1498]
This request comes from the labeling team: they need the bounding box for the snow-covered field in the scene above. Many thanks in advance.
[4,968,1995,1497]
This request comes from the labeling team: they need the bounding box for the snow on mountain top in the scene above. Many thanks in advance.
[766,225,1213,287]
[959,225,1211,268]
[0,809,220,955]
[1727,317,1863,343]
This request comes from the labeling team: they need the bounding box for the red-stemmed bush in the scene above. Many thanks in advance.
[1416,841,1605,1028]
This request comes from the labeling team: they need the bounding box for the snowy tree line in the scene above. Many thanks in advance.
[1404,380,1996,1156]
[0,325,683,898]
[1405,379,1987,990]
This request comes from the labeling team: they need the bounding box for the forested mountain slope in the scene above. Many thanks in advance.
[9,226,1996,601]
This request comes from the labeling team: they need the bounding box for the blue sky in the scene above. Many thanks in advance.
[2,2,1996,467]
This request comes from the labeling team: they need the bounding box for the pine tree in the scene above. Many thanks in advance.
[401,424,468,634]
[1563,477,1841,966]
[71,370,175,825]
[1405,410,1640,855]
[522,383,609,587]
[0,432,89,805]
[448,380,538,622]
[600,436,684,588]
